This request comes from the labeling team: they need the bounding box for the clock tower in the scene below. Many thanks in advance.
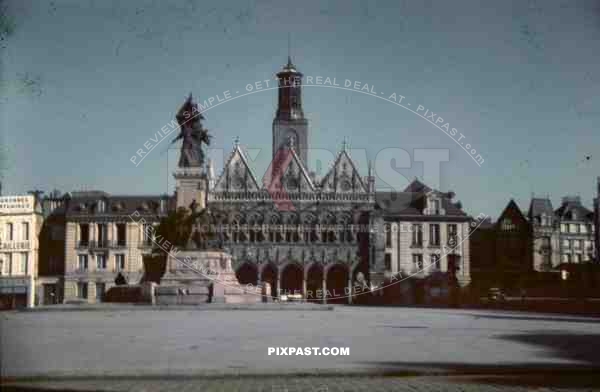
[273,57,308,163]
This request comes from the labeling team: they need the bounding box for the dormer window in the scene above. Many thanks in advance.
[571,211,577,220]
[427,197,443,215]
[160,199,166,212]
[97,200,106,213]
[432,199,440,214]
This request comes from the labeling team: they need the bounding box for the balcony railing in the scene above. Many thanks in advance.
[112,240,127,248]
[88,240,109,249]
[77,240,127,249]
[0,241,31,250]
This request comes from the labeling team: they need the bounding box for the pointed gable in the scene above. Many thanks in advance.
[278,148,315,192]
[213,145,260,192]
[496,199,530,232]
[320,150,368,193]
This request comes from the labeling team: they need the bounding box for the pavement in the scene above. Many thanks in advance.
[3,306,600,390]
[18,303,334,312]
[6,374,600,391]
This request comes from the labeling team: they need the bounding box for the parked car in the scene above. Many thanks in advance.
[279,293,303,302]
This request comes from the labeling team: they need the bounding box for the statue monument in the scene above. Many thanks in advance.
[155,94,263,304]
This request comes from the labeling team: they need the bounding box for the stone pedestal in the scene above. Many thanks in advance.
[174,167,207,210]
[157,166,262,304]
[156,250,262,304]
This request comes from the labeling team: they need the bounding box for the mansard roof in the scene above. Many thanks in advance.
[528,197,554,219]
[554,197,593,221]
[319,149,368,193]
[213,143,261,192]
[65,192,170,217]
[376,191,424,215]
[375,180,468,219]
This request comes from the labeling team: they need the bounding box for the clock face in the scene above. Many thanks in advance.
[285,128,299,147]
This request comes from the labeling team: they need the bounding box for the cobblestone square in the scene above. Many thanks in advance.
[3,306,600,387]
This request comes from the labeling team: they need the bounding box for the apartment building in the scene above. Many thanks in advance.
[375,179,471,288]
[0,194,44,308]
[63,191,169,303]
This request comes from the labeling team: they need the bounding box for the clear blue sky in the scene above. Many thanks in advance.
[1,0,599,218]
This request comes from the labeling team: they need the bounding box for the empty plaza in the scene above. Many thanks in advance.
[3,306,600,380]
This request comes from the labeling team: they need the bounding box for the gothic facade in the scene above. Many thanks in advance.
[204,58,376,303]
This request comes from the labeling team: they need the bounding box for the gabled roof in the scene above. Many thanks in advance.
[403,178,432,193]
[528,197,553,219]
[213,143,261,192]
[278,146,316,192]
[320,149,368,193]
[496,199,529,228]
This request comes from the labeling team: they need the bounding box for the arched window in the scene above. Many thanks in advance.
[269,215,282,243]
[339,214,353,243]
[321,214,336,243]
[302,214,318,243]
[248,214,264,243]
[285,214,300,243]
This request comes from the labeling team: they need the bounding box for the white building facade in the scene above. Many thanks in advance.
[374,180,472,288]
[0,195,43,308]
[62,191,169,303]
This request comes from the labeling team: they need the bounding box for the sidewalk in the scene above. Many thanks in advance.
[5,373,600,392]
[17,303,334,312]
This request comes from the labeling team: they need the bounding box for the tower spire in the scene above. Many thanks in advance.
[273,53,308,163]
[287,32,291,64]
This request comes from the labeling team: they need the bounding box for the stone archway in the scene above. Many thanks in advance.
[280,263,303,298]
[305,263,324,303]
[326,263,349,304]
[236,262,258,285]
[260,263,277,299]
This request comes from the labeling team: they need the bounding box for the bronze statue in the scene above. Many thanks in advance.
[171,93,211,168]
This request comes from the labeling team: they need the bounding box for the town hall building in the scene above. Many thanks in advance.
[205,57,377,303]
